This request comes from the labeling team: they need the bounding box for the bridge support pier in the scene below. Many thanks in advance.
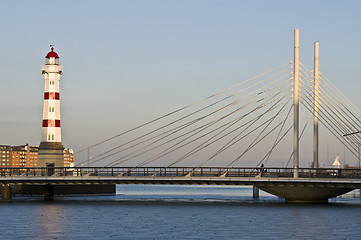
[44,184,54,201]
[253,186,259,198]
[258,185,354,203]
[1,184,12,202]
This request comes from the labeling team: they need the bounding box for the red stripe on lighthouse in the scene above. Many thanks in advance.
[42,119,61,127]
[44,92,60,100]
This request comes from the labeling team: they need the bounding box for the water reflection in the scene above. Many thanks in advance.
[0,186,360,239]
[34,203,68,239]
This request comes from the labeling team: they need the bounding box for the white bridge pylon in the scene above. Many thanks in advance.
[75,30,361,177]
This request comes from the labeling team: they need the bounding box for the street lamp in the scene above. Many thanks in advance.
[343,131,361,168]
[349,141,360,168]
[352,143,361,168]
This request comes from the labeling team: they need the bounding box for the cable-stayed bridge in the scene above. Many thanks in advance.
[2,29,361,202]
[76,33,361,173]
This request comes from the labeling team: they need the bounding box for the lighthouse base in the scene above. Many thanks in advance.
[38,142,64,168]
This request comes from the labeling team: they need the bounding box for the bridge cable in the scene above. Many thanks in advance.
[129,85,294,169]
[318,78,361,137]
[115,82,293,171]
[299,70,361,148]
[257,106,293,167]
[168,90,294,170]
[300,89,359,159]
[320,72,361,119]
[301,63,361,137]
[75,61,293,156]
[76,66,294,166]
[90,73,293,167]
[219,99,293,176]
[284,111,312,168]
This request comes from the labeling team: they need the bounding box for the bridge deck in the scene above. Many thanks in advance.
[0,167,360,202]
[0,167,360,188]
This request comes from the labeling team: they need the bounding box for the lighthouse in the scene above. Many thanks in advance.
[38,46,64,168]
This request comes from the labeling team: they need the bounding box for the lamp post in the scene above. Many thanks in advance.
[351,142,360,168]
[345,139,360,168]
[351,142,361,169]
[343,131,361,168]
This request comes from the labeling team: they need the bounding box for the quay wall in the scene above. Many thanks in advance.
[0,184,116,196]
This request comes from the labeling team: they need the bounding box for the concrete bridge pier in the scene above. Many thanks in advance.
[1,184,12,202]
[258,185,355,203]
[44,184,54,201]
[253,186,259,198]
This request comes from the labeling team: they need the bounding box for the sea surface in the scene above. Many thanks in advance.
[1,185,361,240]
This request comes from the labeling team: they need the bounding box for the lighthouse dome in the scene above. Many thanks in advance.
[46,50,59,58]
[45,45,59,65]
[45,46,59,58]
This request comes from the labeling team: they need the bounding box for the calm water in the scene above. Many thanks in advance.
[1,185,361,240]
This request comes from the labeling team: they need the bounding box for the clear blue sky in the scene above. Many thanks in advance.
[1,0,361,166]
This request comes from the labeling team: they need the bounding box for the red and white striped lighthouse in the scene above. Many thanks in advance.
[38,45,64,167]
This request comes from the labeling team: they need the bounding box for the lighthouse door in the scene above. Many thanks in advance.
[46,163,55,176]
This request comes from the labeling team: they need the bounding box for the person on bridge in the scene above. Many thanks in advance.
[256,164,267,177]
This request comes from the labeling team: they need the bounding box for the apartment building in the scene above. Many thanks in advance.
[0,144,73,168]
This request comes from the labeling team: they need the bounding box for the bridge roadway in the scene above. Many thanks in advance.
[0,167,360,202]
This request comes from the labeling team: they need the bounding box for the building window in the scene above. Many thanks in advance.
[49,107,55,112]
[52,134,54,140]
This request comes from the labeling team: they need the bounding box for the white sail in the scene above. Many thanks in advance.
[333,154,341,168]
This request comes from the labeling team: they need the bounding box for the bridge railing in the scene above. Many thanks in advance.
[0,167,361,179]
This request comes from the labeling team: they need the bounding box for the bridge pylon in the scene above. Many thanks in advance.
[293,29,300,178]
[313,41,320,168]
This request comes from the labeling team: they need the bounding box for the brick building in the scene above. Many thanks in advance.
[11,145,36,167]
[0,145,12,167]
[0,144,73,168]
[63,148,74,167]
[26,145,39,167]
